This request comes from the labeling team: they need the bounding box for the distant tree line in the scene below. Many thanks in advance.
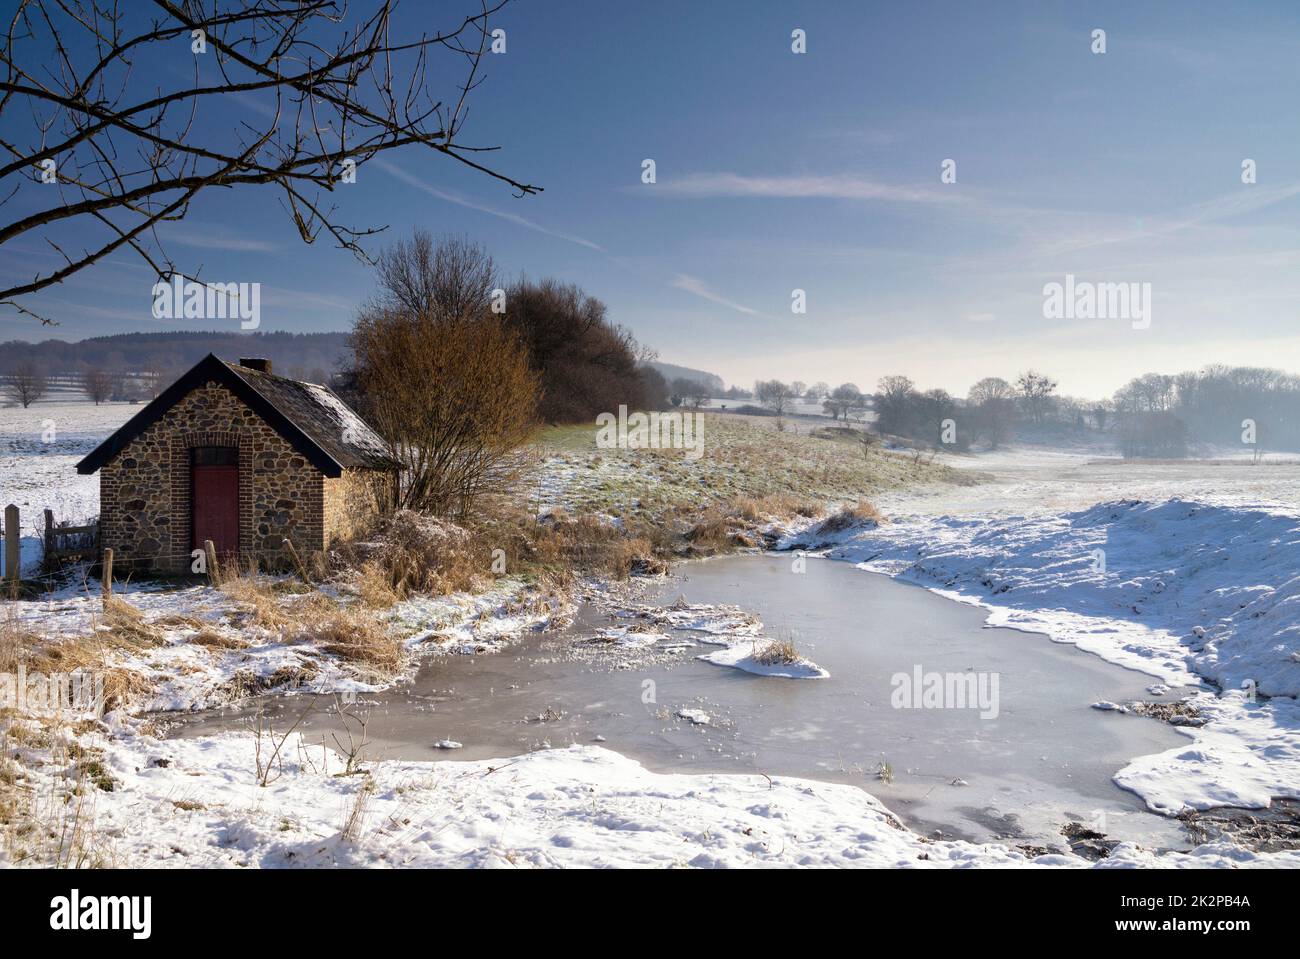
[0,330,345,404]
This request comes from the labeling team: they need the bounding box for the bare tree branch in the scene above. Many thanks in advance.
[0,0,540,318]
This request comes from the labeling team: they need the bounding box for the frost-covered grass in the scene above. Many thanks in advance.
[529,414,971,520]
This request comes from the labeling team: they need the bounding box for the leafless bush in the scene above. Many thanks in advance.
[352,234,539,518]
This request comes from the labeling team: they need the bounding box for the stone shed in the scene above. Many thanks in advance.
[76,354,399,574]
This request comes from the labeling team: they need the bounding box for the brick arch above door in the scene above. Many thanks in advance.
[167,432,253,570]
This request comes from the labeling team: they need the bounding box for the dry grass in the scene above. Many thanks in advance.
[292,607,401,680]
[334,510,487,599]
[528,514,663,579]
[100,593,164,647]
[339,777,375,842]
[187,630,249,651]
[815,498,886,535]
[355,560,401,609]
[218,574,297,629]
[732,493,823,523]
[752,635,802,666]
[1,608,150,714]
[1,717,115,868]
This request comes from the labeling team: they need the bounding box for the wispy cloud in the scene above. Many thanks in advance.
[165,226,278,253]
[375,158,604,252]
[652,172,953,204]
[1017,181,1300,259]
[671,273,759,316]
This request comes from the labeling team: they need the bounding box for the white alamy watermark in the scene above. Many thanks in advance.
[151,275,260,329]
[596,405,704,461]
[1043,274,1151,330]
[890,665,1000,719]
[0,666,104,717]
[50,890,151,939]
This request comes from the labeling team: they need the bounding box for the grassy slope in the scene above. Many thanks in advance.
[529,413,977,519]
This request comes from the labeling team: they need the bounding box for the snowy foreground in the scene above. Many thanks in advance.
[20,720,1297,868]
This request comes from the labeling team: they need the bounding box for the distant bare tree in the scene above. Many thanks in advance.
[822,382,863,420]
[1092,400,1112,431]
[5,359,46,406]
[873,375,916,434]
[0,1,539,325]
[669,377,710,409]
[1015,370,1058,426]
[82,368,112,405]
[754,379,794,416]
[968,376,1016,448]
[142,355,174,399]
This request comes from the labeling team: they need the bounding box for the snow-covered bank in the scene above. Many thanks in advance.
[3,572,571,714]
[10,723,1296,868]
[780,498,1300,815]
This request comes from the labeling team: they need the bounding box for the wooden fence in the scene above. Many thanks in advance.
[1,504,99,583]
[44,508,99,563]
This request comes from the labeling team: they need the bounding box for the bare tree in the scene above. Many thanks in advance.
[351,233,538,518]
[967,376,1016,448]
[0,1,539,324]
[754,379,794,416]
[5,359,46,406]
[822,382,863,420]
[873,375,916,434]
[1015,370,1058,426]
[82,367,112,404]
[669,377,710,409]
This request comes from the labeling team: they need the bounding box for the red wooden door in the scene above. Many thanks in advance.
[192,454,239,559]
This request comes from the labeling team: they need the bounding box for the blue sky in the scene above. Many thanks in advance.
[5,0,1300,398]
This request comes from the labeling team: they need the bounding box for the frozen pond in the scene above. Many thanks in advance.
[174,554,1197,851]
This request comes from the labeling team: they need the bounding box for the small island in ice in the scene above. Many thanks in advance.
[697,638,830,680]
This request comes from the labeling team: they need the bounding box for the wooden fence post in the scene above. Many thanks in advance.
[204,539,219,583]
[102,547,113,598]
[4,504,18,585]
[282,537,311,583]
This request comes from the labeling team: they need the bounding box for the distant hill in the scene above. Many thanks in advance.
[648,361,725,393]
[0,331,350,381]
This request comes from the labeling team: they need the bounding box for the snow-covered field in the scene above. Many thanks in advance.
[1,400,132,573]
[4,403,1300,868]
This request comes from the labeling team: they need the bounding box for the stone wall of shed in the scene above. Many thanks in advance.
[99,381,325,573]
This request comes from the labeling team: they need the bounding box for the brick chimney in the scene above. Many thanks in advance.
[239,357,272,374]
